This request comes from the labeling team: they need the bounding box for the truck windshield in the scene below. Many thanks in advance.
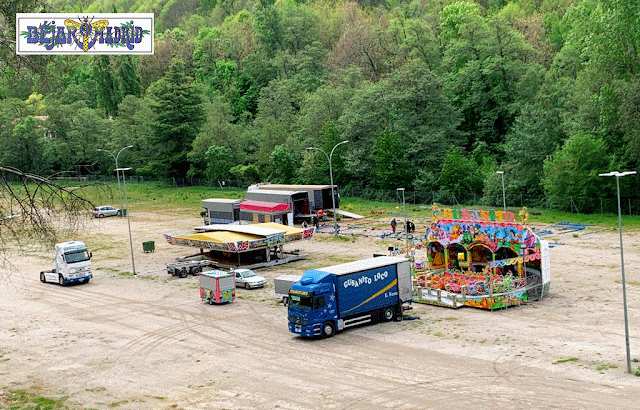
[289,294,314,310]
[64,250,90,264]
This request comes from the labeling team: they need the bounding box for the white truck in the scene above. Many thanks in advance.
[40,241,93,286]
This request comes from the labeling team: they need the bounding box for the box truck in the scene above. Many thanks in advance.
[199,270,236,304]
[287,256,412,338]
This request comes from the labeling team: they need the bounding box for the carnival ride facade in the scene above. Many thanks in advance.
[413,207,550,310]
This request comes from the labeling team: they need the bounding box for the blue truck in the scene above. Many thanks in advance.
[288,256,412,338]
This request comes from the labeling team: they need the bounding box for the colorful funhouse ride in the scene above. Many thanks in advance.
[413,206,550,310]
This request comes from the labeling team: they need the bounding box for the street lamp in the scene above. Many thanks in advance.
[496,170,506,212]
[397,188,408,249]
[306,140,349,236]
[599,170,636,373]
[97,146,136,275]
[97,146,133,214]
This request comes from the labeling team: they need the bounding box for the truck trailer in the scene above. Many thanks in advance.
[287,256,412,338]
[245,189,310,220]
[249,184,339,213]
[201,198,242,225]
[274,274,303,305]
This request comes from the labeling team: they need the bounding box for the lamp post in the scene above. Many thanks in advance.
[306,140,349,236]
[397,187,408,249]
[97,146,136,275]
[97,146,132,213]
[496,170,506,212]
[599,170,636,373]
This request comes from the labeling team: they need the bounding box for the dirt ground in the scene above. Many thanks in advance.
[1,211,640,409]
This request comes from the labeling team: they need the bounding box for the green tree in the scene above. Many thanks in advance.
[442,11,533,152]
[269,144,296,183]
[373,130,409,189]
[254,0,283,58]
[146,59,205,179]
[230,163,261,183]
[205,145,233,181]
[542,132,612,212]
[437,146,483,203]
[93,55,121,118]
[109,95,154,173]
[118,56,142,98]
[188,97,244,178]
[339,60,460,191]
[2,116,47,174]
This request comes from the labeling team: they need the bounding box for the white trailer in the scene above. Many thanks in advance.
[274,274,303,305]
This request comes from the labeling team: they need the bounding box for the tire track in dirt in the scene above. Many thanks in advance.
[11,274,638,410]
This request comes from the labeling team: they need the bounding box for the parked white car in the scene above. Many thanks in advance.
[232,269,266,289]
[92,205,119,218]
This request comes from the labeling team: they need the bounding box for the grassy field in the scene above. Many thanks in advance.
[53,181,640,229]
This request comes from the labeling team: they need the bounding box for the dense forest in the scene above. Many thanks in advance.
[1,0,639,212]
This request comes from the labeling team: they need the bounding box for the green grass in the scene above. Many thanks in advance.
[48,181,640,229]
[5,387,71,410]
[594,363,618,371]
[553,357,579,364]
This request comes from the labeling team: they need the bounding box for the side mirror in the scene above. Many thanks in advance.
[89,252,93,259]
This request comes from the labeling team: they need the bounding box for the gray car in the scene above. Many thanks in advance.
[92,205,120,218]
[232,269,266,289]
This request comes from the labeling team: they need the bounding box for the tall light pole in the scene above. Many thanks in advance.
[599,170,636,373]
[97,146,132,213]
[98,146,136,275]
[306,140,349,236]
[397,188,408,249]
[496,170,506,212]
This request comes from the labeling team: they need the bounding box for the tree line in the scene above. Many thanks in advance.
[1,0,639,213]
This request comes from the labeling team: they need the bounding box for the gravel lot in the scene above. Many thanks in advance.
[1,212,639,409]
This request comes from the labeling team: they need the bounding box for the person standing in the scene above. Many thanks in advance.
[391,218,397,233]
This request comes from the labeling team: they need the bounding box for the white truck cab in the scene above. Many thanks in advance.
[40,241,93,285]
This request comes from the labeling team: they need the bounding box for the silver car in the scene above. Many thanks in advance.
[92,205,120,218]
[232,269,266,289]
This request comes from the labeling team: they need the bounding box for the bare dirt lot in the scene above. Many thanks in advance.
[1,212,640,409]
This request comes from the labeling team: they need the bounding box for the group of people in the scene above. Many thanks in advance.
[301,215,320,230]
[390,218,415,234]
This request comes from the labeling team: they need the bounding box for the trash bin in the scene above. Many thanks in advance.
[118,209,127,217]
[142,241,155,253]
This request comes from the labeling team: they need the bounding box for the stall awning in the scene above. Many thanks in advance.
[165,222,312,253]
[239,200,291,213]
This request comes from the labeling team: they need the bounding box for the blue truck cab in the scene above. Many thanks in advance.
[288,256,412,338]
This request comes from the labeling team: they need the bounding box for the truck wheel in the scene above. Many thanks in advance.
[179,268,188,278]
[322,321,335,338]
[191,266,201,275]
[40,272,46,283]
[58,274,66,286]
[383,307,395,321]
